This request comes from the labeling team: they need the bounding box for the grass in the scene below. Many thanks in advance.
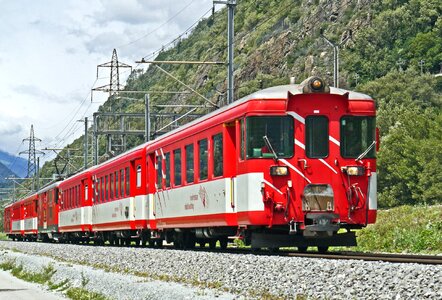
[0,259,109,300]
[353,205,442,254]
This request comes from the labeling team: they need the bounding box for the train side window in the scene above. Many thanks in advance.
[77,185,80,206]
[85,184,88,201]
[105,175,109,202]
[305,116,329,158]
[96,178,100,203]
[240,119,245,160]
[213,134,223,177]
[125,167,130,196]
[174,149,182,186]
[185,144,194,183]
[199,139,208,181]
[115,171,119,198]
[120,170,124,197]
[110,173,114,199]
[165,153,171,188]
[157,155,163,189]
[136,165,142,188]
[101,177,105,203]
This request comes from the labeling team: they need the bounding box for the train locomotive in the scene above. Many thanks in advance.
[4,77,378,252]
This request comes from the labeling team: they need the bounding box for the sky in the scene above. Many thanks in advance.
[0,0,216,163]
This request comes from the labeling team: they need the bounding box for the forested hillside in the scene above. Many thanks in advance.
[40,0,442,208]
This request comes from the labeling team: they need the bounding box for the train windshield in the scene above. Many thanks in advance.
[341,116,376,158]
[246,116,293,158]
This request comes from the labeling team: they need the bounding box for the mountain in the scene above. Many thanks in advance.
[0,161,18,184]
[39,0,441,207]
[0,150,27,178]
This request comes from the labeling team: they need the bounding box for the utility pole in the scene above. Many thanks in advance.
[19,125,44,191]
[418,60,425,74]
[145,94,150,142]
[92,49,132,102]
[321,34,349,88]
[214,0,236,103]
[83,117,88,169]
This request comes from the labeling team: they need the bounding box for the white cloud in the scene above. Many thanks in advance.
[0,0,215,163]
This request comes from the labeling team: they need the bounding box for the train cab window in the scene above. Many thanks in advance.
[185,144,194,183]
[136,165,142,188]
[174,149,182,186]
[199,139,208,181]
[85,184,89,201]
[305,116,329,158]
[341,116,376,158]
[125,167,130,196]
[213,134,223,177]
[157,155,163,189]
[246,116,294,158]
[165,153,171,188]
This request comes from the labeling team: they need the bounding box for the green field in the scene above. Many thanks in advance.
[352,205,442,254]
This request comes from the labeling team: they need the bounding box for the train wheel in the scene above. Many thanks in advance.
[298,246,308,253]
[219,238,228,250]
[209,240,216,249]
[317,246,329,253]
[155,240,163,248]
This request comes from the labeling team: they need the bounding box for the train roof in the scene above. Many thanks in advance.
[89,83,373,161]
[149,83,373,145]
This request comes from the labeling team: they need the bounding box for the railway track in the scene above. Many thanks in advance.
[281,251,442,265]
[189,246,442,265]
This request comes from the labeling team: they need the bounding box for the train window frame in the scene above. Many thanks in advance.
[173,148,182,186]
[198,139,208,181]
[305,115,329,159]
[246,116,294,159]
[340,116,376,159]
[185,144,194,184]
[136,165,142,188]
[165,153,171,188]
[212,133,223,178]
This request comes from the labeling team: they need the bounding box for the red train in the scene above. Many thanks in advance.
[4,77,378,251]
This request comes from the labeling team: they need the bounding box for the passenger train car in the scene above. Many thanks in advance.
[3,77,378,251]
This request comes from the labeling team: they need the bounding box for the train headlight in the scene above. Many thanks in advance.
[270,166,289,176]
[342,166,365,176]
[300,76,330,93]
[311,78,323,91]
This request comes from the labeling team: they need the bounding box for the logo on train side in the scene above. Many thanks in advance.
[198,186,208,208]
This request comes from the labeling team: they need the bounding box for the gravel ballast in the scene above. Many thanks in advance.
[0,241,441,299]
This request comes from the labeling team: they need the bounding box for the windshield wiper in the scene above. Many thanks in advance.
[355,140,376,162]
[263,135,279,161]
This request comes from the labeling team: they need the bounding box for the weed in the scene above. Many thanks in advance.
[66,287,108,300]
